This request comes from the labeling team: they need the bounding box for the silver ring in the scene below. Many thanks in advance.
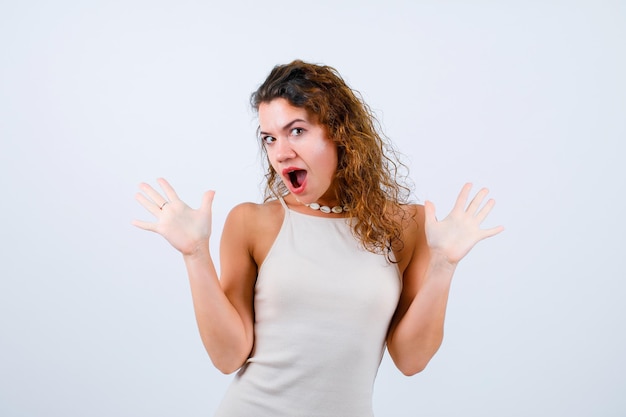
[159,201,169,210]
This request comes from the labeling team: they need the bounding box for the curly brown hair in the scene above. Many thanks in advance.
[251,60,412,256]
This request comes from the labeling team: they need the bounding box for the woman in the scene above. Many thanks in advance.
[133,60,503,416]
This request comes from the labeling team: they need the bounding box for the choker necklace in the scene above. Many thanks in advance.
[306,202,349,214]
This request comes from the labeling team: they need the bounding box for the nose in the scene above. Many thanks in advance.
[275,138,296,163]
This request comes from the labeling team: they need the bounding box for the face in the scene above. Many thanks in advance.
[259,98,339,205]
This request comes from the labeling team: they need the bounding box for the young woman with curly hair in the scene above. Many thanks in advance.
[133,60,503,417]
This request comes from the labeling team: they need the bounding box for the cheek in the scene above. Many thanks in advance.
[316,143,339,174]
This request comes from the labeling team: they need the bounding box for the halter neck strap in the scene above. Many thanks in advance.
[277,194,289,210]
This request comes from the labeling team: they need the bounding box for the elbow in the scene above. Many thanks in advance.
[207,348,249,375]
[388,342,439,376]
[398,359,429,376]
[212,357,245,375]
[215,364,241,375]
[202,338,252,375]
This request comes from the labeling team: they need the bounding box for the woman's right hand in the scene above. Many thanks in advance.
[132,178,215,256]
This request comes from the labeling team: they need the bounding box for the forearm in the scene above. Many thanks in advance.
[388,253,456,376]
[183,248,252,374]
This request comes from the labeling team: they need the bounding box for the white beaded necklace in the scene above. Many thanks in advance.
[306,202,349,214]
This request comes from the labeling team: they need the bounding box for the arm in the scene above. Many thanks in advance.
[387,183,504,376]
[133,178,255,374]
[184,204,256,374]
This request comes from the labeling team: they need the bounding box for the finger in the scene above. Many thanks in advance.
[140,182,167,207]
[474,198,496,223]
[452,183,473,212]
[466,187,489,215]
[480,225,505,240]
[157,178,180,201]
[135,192,162,217]
[423,200,437,227]
[131,219,157,232]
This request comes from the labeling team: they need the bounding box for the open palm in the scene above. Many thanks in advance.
[424,183,504,265]
[132,178,215,256]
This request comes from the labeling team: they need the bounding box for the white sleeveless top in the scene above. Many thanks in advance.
[214,197,402,417]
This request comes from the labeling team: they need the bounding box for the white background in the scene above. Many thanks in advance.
[1,1,624,416]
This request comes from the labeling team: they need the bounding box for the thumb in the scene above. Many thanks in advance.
[200,190,215,212]
[424,200,437,225]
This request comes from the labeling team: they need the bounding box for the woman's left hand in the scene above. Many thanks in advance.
[424,183,504,266]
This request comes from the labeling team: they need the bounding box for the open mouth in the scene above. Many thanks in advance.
[287,169,307,189]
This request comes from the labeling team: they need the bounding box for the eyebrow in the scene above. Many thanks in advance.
[259,118,307,136]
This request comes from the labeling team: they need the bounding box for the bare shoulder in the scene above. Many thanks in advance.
[223,199,285,267]
[394,203,427,275]
[399,203,425,223]
[224,200,282,228]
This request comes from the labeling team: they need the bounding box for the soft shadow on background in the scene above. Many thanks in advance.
[1,1,624,416]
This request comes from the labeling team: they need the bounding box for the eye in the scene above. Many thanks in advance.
[290,127,304,136]
[261,135,276,145]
